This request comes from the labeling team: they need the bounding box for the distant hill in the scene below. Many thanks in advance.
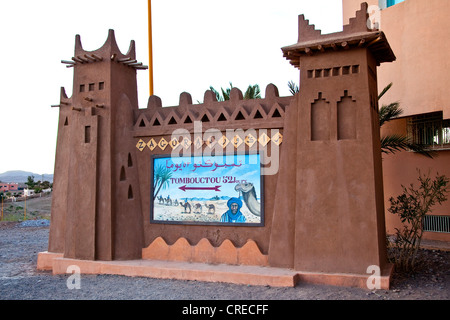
[0,170,53,183]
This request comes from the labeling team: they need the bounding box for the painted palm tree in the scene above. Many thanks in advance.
[287,81,434,158]
[153,164,173,200]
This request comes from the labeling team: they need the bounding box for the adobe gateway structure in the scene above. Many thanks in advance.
[38,3,396,288]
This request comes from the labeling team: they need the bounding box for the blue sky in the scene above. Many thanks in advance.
[0,0,343,174]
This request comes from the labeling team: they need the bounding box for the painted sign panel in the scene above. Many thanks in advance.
[151,153,263,226]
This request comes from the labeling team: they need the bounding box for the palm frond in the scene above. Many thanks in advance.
[379,102,402,126]
[209,82,263,101]
[221,88,230,101]
[288,80,299,95]
[244,84,261,100]
[209,86,222,101]
[381,134,435,159]
[378,82,393,100]
[381,134,410,155]
[404,142,436,159]
[221,82,232,101]
[378,82,435,158]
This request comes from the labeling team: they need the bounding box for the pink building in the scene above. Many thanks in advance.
[343,0,450,241]
[0,183,19,193]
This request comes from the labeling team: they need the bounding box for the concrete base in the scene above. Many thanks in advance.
[37,251,393,289]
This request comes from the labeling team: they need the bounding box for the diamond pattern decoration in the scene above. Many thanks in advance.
[181,137,192,149]
[205,136,216,149]
[169,138,180,150]
[258,132,271,147]
[158,137,169,150]
[244,134,257,148]
[136,129,282,152]
[136,139,146,152]
[271,132,283,146]
[147,138,157,151]
[218,135,230,148]
[194,136,203,150]
[232,135,243,148]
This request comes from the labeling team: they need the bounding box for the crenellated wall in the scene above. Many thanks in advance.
[44,2,397,289]
[133,84,289,136]
[131,84,291,253]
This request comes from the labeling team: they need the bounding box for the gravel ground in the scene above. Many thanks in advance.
[0,222,448,304]
[0,222,450,319]
[1,223,448,318]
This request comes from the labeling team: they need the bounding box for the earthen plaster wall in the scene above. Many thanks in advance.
[132,86,291,254]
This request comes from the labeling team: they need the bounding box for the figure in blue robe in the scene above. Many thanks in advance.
[220,197,246,223]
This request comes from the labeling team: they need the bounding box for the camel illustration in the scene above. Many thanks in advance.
[234,182,260,216]
[193,203,202,214]
[206,204,215,214]
[180,201,191,213]
[157,195,164,204]
[164,196,172,206]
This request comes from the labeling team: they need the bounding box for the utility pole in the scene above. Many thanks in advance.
[148,0,154,96]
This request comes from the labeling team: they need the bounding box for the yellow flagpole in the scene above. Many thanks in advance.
[148,0,154,96]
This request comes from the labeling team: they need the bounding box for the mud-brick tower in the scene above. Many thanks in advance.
[269,3,396,277]
[49,30,147,260]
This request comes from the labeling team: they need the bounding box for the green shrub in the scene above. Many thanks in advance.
[387,170,449,271]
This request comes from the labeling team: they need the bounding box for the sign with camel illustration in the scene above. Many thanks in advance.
[150,153,263,226]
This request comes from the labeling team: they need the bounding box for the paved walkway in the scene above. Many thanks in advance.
[421,239,450,251]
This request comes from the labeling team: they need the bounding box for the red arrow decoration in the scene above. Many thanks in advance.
[179,185,221,192]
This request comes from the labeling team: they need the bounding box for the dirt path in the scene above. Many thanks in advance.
[1,195,52,220]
